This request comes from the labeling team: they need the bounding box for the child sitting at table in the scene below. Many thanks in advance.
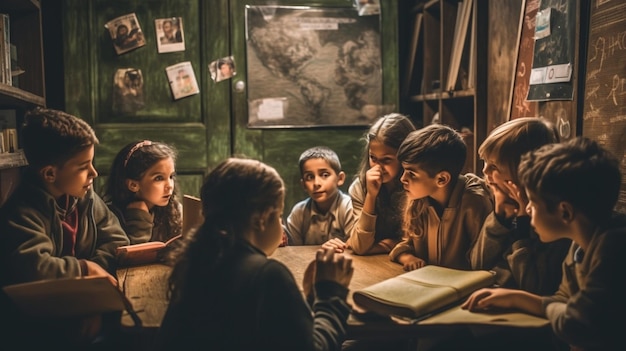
[284,146,355,253]
[0,108,129,348]
[462,137,626,350]
[469,117,570,295]
[389,124,492,271]
[102,140,182,244]
[158,157,354,350]
[347,113,416,255]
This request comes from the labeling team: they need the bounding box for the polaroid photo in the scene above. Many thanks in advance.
[166,61,200,100]
[209,56,237,82]
[354,0,380,16]
[112,68,145,115]
[155,17,185,53]
[105,13,146,55]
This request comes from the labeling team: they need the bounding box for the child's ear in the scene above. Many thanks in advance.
[40,166,56,183]
[337,171,346,186]
[558,201,575,223]
[125,179,139,193]
[436,171,451,187]
[254,211,270,231]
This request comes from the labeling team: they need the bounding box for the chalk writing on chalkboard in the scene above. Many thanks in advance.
[582,0,626,214]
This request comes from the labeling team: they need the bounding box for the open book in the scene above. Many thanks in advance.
[3,276,141,327]
[116,194,203,266]
[116,234,181,266]
[352,265,495,320]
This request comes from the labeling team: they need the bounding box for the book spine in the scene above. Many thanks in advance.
[0,14,11,86]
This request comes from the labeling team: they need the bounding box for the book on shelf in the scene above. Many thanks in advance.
[352,265,495,320]
[466,0,477,89]
[10,44,24,87]
[3,276,141,327]
[2,128,17,153]
[0,13,11,86]
[116,194,203,266]
[0,109,17,154]
[402,12,423,97]
[445,0,473,92]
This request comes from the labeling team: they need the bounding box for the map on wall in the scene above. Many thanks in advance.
[245,6,384,128]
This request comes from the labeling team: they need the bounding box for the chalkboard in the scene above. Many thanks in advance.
[582,0,626,214]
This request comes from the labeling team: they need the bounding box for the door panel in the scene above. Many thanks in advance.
[62,0,232,199]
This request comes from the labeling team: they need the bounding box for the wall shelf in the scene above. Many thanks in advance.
[0,0,45,205]
[403,0,487,174]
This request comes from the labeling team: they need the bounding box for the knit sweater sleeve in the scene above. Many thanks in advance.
[122,208,154,244]
[346,179,377,255]
[257,260,350,351]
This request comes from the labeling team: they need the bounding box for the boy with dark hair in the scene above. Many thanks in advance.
[284,146,355,253]
[463,137,626,350]
[390,124,493,270]
[0,108,129,347]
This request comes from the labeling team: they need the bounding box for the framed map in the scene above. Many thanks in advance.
[245,5,383,128]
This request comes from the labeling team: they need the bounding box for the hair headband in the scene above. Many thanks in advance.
[124,140,152,167]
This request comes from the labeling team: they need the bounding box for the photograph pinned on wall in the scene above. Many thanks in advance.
[105,13,146,55]
[166,61,200,100]
[355,0,380,16]
[112,68,145,116]
[209,56,236,82]
[155,17,185,53]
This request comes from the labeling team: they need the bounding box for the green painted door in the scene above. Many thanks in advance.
[62,0,231,198]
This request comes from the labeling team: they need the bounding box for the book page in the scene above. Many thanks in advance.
[418,305,549,328]
[3,276,128,318]
[117,241,166,253]
[183,194,203,234]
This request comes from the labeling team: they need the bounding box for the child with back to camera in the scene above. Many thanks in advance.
[470,117,571,295]
[102,140,182,244]
[0,108,129,348]
[157,157,354,350]
[389,124,492,271]
[285,146,355,252]
[463,137,626,351]
[347,113,416,255]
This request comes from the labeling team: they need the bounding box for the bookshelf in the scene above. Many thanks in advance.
[404,0,487,174]
[0,0,45,205]
[0,0,45,107]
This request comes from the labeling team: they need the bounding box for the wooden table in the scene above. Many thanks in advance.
[117,246,416,337]
[117,245,549,343]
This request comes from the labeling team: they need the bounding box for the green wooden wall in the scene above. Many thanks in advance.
[61,0,400,214]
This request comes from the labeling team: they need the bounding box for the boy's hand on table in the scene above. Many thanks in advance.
[398,253,426,271]
[322,238,347,253]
